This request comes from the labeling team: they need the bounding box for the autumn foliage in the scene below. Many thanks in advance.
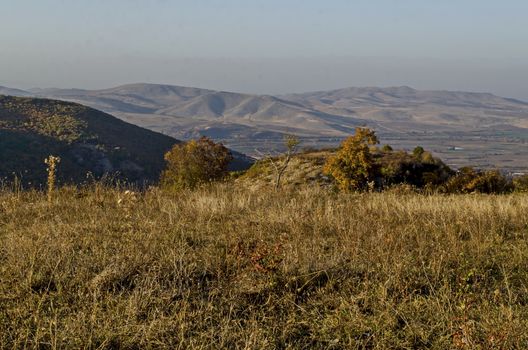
[444,167,512,194]
[323,127,379,191]
[161,136,233,190]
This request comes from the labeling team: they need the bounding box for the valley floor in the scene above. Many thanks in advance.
[1,185,527,349]
[225,134,528,174]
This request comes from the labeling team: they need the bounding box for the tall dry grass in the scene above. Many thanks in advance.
[0,184,527,349]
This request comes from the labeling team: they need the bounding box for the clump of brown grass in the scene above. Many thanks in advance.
[0,184,527,348]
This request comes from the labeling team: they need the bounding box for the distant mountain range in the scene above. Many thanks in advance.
[17,84,363,140]
[0,86,32,97]
[3,83,528,170]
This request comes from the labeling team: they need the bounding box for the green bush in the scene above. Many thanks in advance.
[413,146,425,157]
[375,150,452,189]
[161,137,233,190]
[381,144,393,152]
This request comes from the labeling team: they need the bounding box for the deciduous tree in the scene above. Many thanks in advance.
[323,127,379,191]
[161,137,233,190]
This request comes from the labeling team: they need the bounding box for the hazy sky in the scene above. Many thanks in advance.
[1,0,527,99]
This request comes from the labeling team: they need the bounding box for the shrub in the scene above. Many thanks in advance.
[513,175,528,192]
[413,146,425,157]
[161,137,233,190]
[323,127,379,192]
[465,170,512,194]
[444,167,477,193]
[381,144,393,152]
[444,167,512,194]
[376,150,452,189]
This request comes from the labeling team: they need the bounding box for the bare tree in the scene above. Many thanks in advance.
[257,135,300,190]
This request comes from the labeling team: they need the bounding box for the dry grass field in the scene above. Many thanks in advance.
[1,184,528,349]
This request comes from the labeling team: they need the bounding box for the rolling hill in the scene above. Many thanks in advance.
[0,95,180,186]
[4,83,528,171]
[24,84,367,140]
[0,86,32,97]
[283,86,528,131]
[22,83,528,137]
[0,95,252,187]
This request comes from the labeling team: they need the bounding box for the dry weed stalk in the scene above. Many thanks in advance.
[44,155,60,202]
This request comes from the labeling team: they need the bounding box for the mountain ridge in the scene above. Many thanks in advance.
[3,83,528,171]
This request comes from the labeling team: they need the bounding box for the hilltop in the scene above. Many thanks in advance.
[237,147,455,193]
[0,95,183,186]
[0,86,32,97]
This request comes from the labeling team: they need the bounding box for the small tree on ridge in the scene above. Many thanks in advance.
[323,127,379,192]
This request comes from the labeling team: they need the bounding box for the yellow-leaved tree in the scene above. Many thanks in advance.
[323,127,379,192]
[161,137,233,190]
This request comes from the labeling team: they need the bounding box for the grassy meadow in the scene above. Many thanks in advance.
[1,184,527,349]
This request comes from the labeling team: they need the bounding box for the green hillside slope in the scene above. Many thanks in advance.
[0,95,179,186]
